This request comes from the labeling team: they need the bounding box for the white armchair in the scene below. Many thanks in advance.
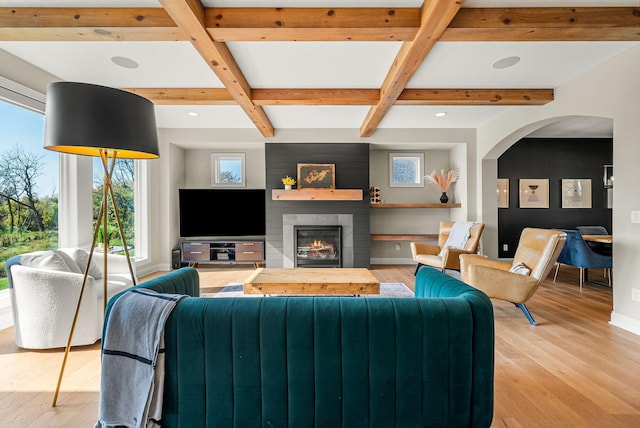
[6,248,135,349]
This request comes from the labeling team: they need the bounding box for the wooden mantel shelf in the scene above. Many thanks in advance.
[371,203,461,208]
[272,188,363,201]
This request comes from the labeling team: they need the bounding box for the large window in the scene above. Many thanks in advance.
[0,98,58,290]
[0,78,153,295]
[92,157,151,261]
[93,158,136,255]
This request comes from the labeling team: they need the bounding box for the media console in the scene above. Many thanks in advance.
[181,240,264,267]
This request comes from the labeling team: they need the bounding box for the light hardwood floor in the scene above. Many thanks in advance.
[1,265,638,427]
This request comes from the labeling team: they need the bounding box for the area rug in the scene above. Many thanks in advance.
[214,282,413,298]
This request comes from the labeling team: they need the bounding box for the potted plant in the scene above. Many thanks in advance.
[281,175,296,190]
[97,224,118,251]
[426,168,460,203]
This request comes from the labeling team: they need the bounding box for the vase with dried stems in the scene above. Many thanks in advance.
[425,168,460,203]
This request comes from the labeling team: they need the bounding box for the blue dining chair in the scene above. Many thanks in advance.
[576,225,612,256]
[553,229,612,290]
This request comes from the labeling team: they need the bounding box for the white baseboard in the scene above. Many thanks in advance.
[137,263,170,278]
[609,311,640,336]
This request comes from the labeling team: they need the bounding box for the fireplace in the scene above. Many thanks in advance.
[282,214,354,268]
[294,226,341,268]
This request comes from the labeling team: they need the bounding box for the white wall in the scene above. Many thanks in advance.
[184,146,266,189]
[370,149,455,263]
[476,45,640,335]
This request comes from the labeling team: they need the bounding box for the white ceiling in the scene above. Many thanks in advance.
[1,0,638,140]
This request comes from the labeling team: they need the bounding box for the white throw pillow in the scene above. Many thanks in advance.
[62,248,103,279]
[21,251,70,272]
[54,249,83,274]
[509,262,531,276]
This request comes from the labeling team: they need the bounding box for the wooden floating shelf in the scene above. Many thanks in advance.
[272,188,363,201]
[371,234,438,241]
[371,203,461,208]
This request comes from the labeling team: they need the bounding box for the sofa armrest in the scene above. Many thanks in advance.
[9,266,96,320]
[410,242,440,258]
[93,252,135,276]
[9,265,101,348]
[463,265,538,302]
[441,248,485,270]
[460,254,511,274]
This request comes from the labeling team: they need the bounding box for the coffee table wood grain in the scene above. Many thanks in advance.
[243,268,380,295]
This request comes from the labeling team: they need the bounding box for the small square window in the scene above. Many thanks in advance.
[211,153,245,187]
[389,153,424,187]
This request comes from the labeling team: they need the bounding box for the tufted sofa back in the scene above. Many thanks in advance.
[106,267,494,428]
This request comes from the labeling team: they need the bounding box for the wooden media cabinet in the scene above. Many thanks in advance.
[182,240,264,267]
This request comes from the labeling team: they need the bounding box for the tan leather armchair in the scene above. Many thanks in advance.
[410,221,485,275]
[459,228,566,325]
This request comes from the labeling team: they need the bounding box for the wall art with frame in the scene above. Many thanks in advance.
[497,178,509,208]
[388,152,424,187]
[519,178,549,208]
[561,178,592,208]
[297,163,335,189]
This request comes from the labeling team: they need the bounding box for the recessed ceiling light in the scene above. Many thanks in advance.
[435,112,447,117]
[492,56,521,70]
[111,56,139,69]
[188,111,199,117]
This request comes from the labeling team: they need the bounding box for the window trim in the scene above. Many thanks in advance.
[134,159,150,262]
[211,153,246,187]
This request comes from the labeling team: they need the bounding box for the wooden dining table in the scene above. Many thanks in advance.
[580,234,612,286]
[581,234,612,244]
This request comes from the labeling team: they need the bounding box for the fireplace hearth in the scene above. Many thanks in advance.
[295,226,341,268]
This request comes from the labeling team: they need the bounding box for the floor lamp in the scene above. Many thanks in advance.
[43,82,159,407]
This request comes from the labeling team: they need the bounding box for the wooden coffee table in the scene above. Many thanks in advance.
[243,268,380,295]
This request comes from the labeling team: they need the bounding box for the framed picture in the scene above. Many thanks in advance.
[497,178,509,208]
[519,178,549,208]
[562,179,592,208]
[211,153,246,187]
[389,152,424,187]
[297,163,335,189]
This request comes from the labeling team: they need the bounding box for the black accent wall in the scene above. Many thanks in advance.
[265,143,371,268]
[498,138,612,258]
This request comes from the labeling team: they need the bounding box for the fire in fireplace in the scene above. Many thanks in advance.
[295,225,341,268]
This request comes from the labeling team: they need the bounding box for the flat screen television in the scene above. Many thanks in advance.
[179,188,266,238]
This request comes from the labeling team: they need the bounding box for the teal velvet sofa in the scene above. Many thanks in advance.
[104,266,494,428]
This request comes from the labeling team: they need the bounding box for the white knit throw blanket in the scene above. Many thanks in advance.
[439,221,474,256]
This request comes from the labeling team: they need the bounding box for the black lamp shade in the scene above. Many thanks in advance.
[44,81,159,159]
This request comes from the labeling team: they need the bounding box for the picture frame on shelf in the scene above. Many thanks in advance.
[519,178,549,208]
[497,178,509,208]
[297,163,335,189]
[389,152,425,187]
[561,178,592,208]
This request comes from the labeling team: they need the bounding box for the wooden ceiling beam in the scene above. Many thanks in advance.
[0,7,185,41]
[205,7,419,41]
[396,88,553,105]
[252,89,380,105]
[121,88,236,105]
[443,7,640,41]
[360,0,464,137]
[158,0,274,137]
[122,87,553,106]
[2,7,638,42]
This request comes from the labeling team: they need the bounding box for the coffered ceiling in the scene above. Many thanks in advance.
[0,0,639,139]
